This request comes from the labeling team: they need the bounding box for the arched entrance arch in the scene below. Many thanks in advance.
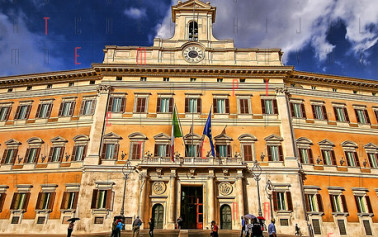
[220,204,232,230]
[152,204,164,229]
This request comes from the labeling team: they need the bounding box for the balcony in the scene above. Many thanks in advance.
[138,156,245,168]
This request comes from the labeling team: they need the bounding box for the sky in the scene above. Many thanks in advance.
[0,0,378,80]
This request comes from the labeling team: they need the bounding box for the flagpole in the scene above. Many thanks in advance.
[175,104,187,160]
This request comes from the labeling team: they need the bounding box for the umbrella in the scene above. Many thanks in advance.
[67,218,80,222]
[244,214,256,219]
[257,216,265,220]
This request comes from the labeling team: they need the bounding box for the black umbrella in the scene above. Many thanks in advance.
[67,218,80,222]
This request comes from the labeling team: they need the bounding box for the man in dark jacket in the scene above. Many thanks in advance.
[251,218,263,237]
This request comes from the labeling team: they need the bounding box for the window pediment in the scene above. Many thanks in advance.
[214,133,233,141]
[27,137,44,145]
[264,134,283,142]
[184,133,202,142]
[238,134,257,142]
[73,135,89,142]
[128,132,147,141]
[364,143,377,150]
[5,139,21,146]
[318,139,335,147]
[51,136,68,144]
[153,133,171,141]
[341,140,358,148]
[104,132,123,140]
[296,137,313,145]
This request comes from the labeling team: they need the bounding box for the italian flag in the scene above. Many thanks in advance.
[171,106,183,161]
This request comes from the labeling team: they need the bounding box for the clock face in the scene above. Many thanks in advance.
[183,46,204,63]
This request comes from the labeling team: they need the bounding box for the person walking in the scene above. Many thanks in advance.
[132,216,142,237]
[240,216,246,237]
[116,220,124,237]
[149,218,155,237]
[177,216,183,229]
[251,218,263,237]
[268,218,277,237]
[210,220,219,237]
[111,218,118,237]
[67,221,74,237]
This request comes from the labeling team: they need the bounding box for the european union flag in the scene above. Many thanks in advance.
[203,107,215,157]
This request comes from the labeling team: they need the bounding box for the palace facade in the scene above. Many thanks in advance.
[0,0,377,236]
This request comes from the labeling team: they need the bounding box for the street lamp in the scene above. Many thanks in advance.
[120,157,132,217]
[265,179,274,220]
[250,159,263,217]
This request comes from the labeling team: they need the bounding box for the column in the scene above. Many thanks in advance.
[235,169,244,227]
[207,170,215,224]
[84,85,111,166]
[168,169,176,229]
[138,172,147,228]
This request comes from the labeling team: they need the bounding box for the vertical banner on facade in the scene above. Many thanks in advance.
[137,48,146,65]
[264,202,270,221]
[232,202,238,221]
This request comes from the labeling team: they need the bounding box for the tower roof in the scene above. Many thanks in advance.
[172,0,216,23]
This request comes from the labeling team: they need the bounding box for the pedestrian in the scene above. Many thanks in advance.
[177,216,183,229]
[67,221,74,237]
[246,220,253,237]
[240,216,246,237]
[116,220,124,237]
[210,220,219,237]
[132,216,142,237]
[268,218,277,237]
[111,218,118,237]
[149,218,155,237]
[251,218,263,237]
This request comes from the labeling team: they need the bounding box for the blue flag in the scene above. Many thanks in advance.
[203,107,215,157]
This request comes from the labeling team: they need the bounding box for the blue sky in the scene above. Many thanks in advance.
[1,0,378,80]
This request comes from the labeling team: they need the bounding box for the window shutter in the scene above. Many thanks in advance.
[91,189,98,209]
[5,106,11,120]
[71,146,77,161]
[46,104,53,118]
[24,148,30,163]
[14,106,21,119]
[58,102,63,117]
[273,100,278,114]
[215,145,220,158]
[309,149,314,164]
[278,146,284,161]
[100,144,106,160]
[25,105,32,119]
[311,105,316,119]
[48,192,56,210]
[59,147,65,162]
[290,103,295,117]
[69,102,76,116]
[354,109,360,123]
[154,144,159,157]
[48,147,54,162]
[301,104,306,118]
[316,194,324,212]
[107,97,113,112]
[331,150,336,165]
[366,196,373,213]
[120,98,126,113]
[287,192,293,211]
[60,192,68,209]
[273,192,278,211]
[227,145,231,158]
[322,106,328,120]
[23,193,31,210]
[225,99,230,113]
[354,196,361,213]
[365,110,370,124]
[344,108,349,122]
[35,148,41,163]
[197,98,201,113]
[261,99,266,114]
[329,195,336,212]
[213,99,217,113]
[0,193,6,212]
[105,190,113,210]
[305,194,310,212]
[185,98,189,113]
[298,149,303,163]
[82,145,87,160]
[345,152,350,166]
[11,149,18,164]
[1,149,8,164]
[79,100,85,115]
[267,146,272,161]
[341,195,348,212]
[166,145,171,158]
[333,107,339,121]
[243,145,252,161]
[10,193,18,209]
[35,104,42,118]
[72,192,79,209]
[169,98,174,113]
[354,152,360,167]
[156,98,161,113]
[113,144,119,160]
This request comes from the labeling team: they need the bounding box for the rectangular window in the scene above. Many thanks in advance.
[10,193,30,210]
[48,147,64,162]
[186,144,199,157]
[185,98,201,113]
[157,98,173,113]
[36,103,52,119]
[131,143,142,160]
[215,145,231,158]
[154,144,170,158]
[163,77,169,82]
[108,97,126,113]
[298,148,313,164]
[267,145,283,162]
[322,150,336,166]
[213,98,229,114]
[91,189,112,209]
[334,107,349,122]
[72,145,86,161]
[367,153,378,168]
[363,220,373,236]
[306,194,323,212]
[60,192,79,210]
[15,105,31,120]
[312,219,321,235]
[243,145,252,161]
[140,77,147,81]
[101,144,119,160]
[262,99,278,115]
[0,193,7,212]
[337,220,347,235]
[329,194,348,213]
[355,109,370,124]
[80,99,96,115]
[59,101,75,117]
[36,192,55,210]
[312,105,327,120]
[354,195,373,214]
[239,99,249,114]
[25,148,40,163]
[345,151,359,167]
[1,148,18,164]
[273,191,293,211]
[0,106,11,121]
[291,103,306,118]
[136,97,147,113]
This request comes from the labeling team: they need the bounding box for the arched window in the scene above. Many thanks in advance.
[188,21,198,41]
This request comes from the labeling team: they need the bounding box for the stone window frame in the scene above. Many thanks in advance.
[48,136,68,163]
[60,184,80,212]
[35,184,58,218]
[79,95,97,116]
[289,98,306,119]
[0,185,9,213]
[271,183,293,213]
[265,134,284,162]
[184,133,203,158]
[156,93,174,114]
[24,137,44,164]
[71,135,89,162]
[332,103,350,123]
[0,102,13,121]
[128,132,147,160]
[212,94,230,114]
[107,93,127,114]
[352,104,370,125]
[236,94,253,115]
[14,100,33,120]
[310,100,328,121]
[341,141,360,168]
[91,181,115,214]
[238,134,257,162]
[296,137,314,165]
[327,187,349,217]
[133,93,151,114]
[260,95,278,115]
[364,143,378,169]
[153,133,171,158]
[351,188,374,217]
[318,139,336,166]
[35,99,54,119]
[184,93,202,114]
[101,132,122,161]
[1,139,21,165]
[10,184,33,217]
[58,97,77,117]
[214,133,233,158]
[303,186,324,216]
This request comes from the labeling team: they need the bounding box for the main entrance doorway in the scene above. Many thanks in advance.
[152,204,164,229]
[220,204,232,229]
[180,186,203,229]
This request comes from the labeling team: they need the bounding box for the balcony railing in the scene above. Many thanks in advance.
[140,156,244,166]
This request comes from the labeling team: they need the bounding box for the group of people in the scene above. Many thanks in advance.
[241,216,277,237]
[111,216,143,237]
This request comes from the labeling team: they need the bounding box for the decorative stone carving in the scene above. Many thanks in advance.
[97,85,111,95]
[152,181,166,195]
[218,182,233,196]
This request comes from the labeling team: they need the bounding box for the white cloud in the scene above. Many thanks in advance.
[156,0,378,63]
[0,12,64,76]
[124,7,147,19]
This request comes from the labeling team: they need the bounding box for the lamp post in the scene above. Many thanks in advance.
[265,179,274,220]
[120,154,131,217]
[250,159,263,217]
